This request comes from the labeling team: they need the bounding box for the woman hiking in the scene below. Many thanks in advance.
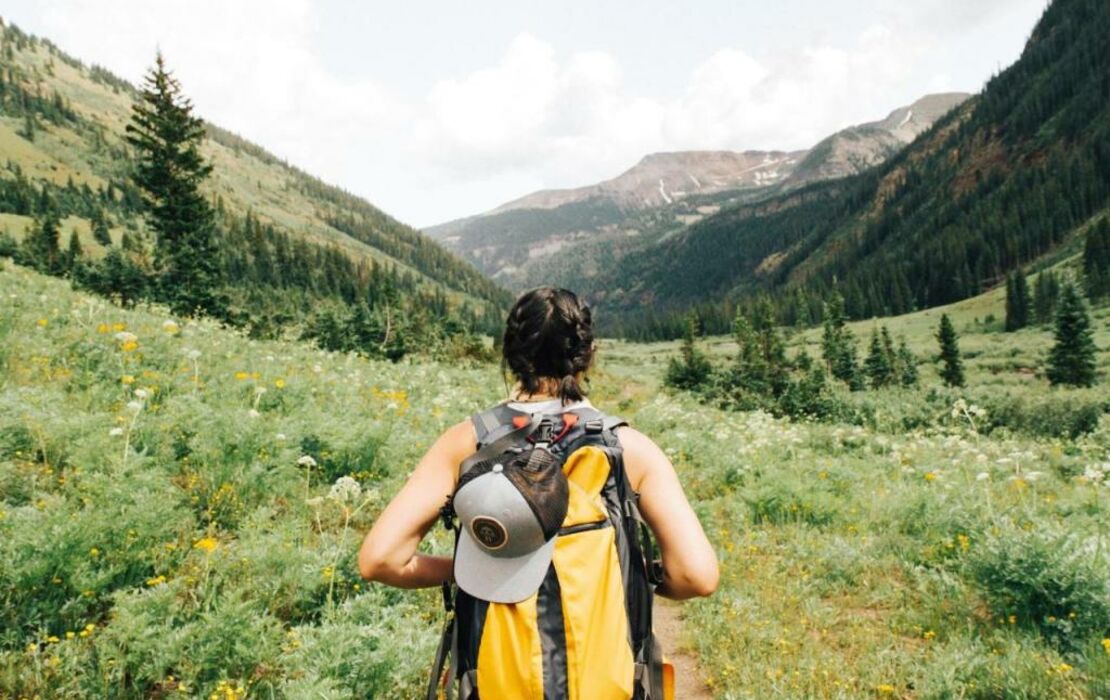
[358,286,718,699]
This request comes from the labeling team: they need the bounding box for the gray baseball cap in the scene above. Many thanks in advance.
[453,454,568,603]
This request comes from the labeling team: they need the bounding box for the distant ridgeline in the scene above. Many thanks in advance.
[595,0,1110,340]
[0,18,510,357]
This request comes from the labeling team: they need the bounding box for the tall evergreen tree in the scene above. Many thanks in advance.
[1005,270,1031,331]
[1083,219,1110,302]
[821,290,862,390]
[125,52,226,318]
[936,313,965,388]
[664,313,713,391]
[91,208,112,247]
[1046,282,1097,387]
[20,201,62,274]
[865,327,896,389]
[896,336,919,387]
[64,229,83,273]
[1033,270,1061,324]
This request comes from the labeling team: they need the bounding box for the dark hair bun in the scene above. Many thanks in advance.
[502,287,595,404]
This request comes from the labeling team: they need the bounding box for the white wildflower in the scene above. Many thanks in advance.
[185,348,202,360]
[133,388,149,400]
[109,427,124,437]
[275,433,287,441]
[297,455,318,468]
[247,409,260,419]
[126,401,142,413]
[976,472,991,481]
[328,476,362,504]
[114,331,138,344]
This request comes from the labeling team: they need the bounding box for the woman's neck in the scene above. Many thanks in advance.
[509,391,559,402]
[508,382,562,402]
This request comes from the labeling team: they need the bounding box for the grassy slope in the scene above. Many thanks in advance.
[3,245,1108,698]
[0,22,505,313]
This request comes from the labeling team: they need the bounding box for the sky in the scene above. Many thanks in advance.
[4,0,1049,228]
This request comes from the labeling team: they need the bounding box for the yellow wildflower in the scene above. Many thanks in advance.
[121,375,135,385]
[1102,638,1110,654]
[193,537,218,553]
[234,371,250,380]
[274,378,286,389]
[36,318,48,327]
[877,684,896,695]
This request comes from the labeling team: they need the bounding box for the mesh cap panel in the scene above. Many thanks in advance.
[504,446,568,539]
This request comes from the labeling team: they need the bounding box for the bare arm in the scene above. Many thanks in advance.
[357,420,474,588]
[617,426,719,600]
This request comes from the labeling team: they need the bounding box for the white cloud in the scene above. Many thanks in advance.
[36,0,407,196]
[7,0,1046,225]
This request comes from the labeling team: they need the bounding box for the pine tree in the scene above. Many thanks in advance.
[1005,270,1031,331]
[896,336,918,387]
[77,247,149,308]
[664,314,713,391]
[935,313,965,387]
[1046,282,1097,387]
[91,208,112,246]
[1033,270,1061,324]
[125,52,227,319]
[865,327,895,389]
[821,290,862,390]
[20,201,62,274]
[1083,219,1110,301]
[64,229,82,273]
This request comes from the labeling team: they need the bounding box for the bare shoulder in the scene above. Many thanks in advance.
[407,418,475,483]
[612,425,670,490]
[439,418,477,460]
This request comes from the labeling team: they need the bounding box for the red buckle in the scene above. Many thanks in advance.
[551,413,578,443]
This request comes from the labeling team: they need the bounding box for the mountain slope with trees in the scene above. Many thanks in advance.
[0,17,510,345]
[590,0,1110,338]
[425,94,967,290]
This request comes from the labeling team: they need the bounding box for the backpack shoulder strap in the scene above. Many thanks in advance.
[470,402,524,448]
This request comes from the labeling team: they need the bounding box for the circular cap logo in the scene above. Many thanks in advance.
[470,516,509,550]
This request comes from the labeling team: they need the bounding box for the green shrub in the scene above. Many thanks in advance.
[963,526,1110,652]
[917,632,1096,700]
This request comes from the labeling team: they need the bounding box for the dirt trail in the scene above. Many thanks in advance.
[653,598,714,699]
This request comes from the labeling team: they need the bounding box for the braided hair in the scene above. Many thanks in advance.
[502,287,595,405]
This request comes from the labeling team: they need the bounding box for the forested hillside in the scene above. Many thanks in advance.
[427,94,967,293]
[592,0,1110,338]
[0,18,510,349]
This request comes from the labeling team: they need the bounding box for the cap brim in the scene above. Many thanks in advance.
[454,525,556,604]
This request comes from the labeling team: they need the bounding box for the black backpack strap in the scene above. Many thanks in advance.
[470,403,525,448]
[427,582,458,700]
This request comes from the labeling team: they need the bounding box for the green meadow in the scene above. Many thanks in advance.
[1,259,1108,699]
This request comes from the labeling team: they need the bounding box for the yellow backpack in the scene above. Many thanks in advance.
[428,403,671,700]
